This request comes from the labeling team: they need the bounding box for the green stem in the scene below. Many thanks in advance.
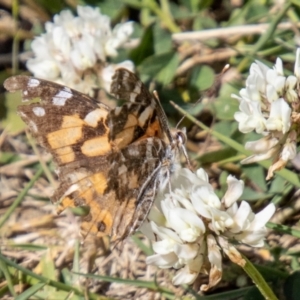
[123,0,181,33]
[267,222,300,238]
[159,0,180,33]
[241,254,279,300]
[145,0,180,33]
[12,0,19,74]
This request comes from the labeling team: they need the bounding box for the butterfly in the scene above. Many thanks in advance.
[4,69,185,244]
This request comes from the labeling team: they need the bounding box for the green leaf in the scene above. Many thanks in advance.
[242,165,267,192]
[0,259,16,297]
[269,175,288,194]
[241,187,270,201]
[1,91,25,133]
[0,152,21,164]
[139,51,180,85]
[283,271,300,300]
[190,65,214,91]
[168,2,194,19]
[156,53,180,85]
[198,147,237,164]
[95,0,126,18]
[40,250,57,294]
[213,120,237,137]
[270,181,293,206]
[214,96,239,121]
[129,25,154,66]
[33,0,66,14]
[244,287,265,300]
[10,244,48,251]
[15,283,46,300]
[153,24,172,54]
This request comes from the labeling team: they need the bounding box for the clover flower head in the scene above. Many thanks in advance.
[27,5,134,95]
[232,49,300,178]
[144,168,275,289]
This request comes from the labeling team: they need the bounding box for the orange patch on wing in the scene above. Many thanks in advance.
[81,205,113,237]
[73,172,107,205]
[144,119,162,138]
[126,197,138,210]
[47,115,84,149]
[89,172,108,195]
[81,136,111,156]
[128,173,139,189]
[56,196,76,214]
[61,114,85,128]
[47,127,82,149]
[124,114,138,128]
[79,187,94,204]
[114,127,135,148]
[55,146,75,164]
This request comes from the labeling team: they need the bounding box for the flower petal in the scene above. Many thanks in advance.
[222,175,244,207]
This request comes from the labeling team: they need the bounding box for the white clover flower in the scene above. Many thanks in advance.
[232,49,300,178]
[27,5,134,95]
[144,167,275,289]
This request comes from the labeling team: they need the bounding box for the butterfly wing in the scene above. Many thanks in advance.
[4,74,170,242]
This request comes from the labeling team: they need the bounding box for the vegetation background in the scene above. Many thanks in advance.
[1,0,300,299]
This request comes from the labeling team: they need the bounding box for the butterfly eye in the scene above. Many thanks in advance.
[175,129,187,146]
[173,128,191,168]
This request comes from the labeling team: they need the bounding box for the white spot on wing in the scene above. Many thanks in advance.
[133,82,141,94]
[32,107,45,117]
[146,140,153,158]
[63,184,79,197]
[84,108,107,127]
[130,93,137,102]
[53,90,72,106]
[23,90,28,96]
[114,106,122,116]
[19,111,26,118]
[29,120,37,132]
[118,164,127,176]
[138,106,152,127]
[64,86,72,93]
[128,147,140,157]
[67,171,88,183]
[28,78,40,87]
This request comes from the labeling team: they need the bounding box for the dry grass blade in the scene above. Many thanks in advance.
[172,22,300,43]
[0,166,44,229]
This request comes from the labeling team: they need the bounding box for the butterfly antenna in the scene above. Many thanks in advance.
[153,90,174,144]
[176,115,185,129]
